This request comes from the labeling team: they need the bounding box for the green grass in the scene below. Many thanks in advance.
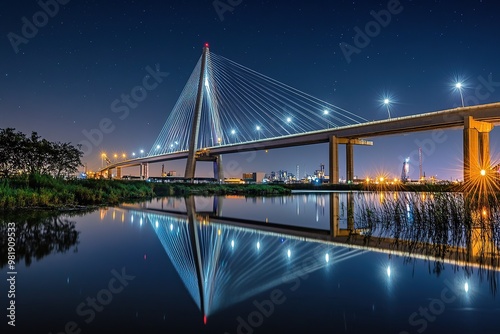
[0,175,291,210]
[0,174,155,209]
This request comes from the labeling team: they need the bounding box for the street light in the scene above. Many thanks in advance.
[455,82,465,107]
[256,125,261,140]
[101,153,106,168]
[230,129,236,143]
[323,109,329,128]
[140,149,144,156]
[384,98,391,119]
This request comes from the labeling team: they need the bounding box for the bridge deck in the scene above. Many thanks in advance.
[101,102,500,171]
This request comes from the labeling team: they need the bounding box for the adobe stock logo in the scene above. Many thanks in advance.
[213,0,243,21]
[7,0,71,54]
[340,0,403,64]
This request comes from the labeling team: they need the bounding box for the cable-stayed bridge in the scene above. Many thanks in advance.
[100,44,500,182]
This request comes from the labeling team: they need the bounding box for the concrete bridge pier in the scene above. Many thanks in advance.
[329,136,373,184]
[329,136,339,184]
[463,116,494,182]
[101,168,110,179]
[140,163,149,180]
[479,132,491,170]
[116,167,122,179]
[213,155,224,182]
[346,141,354,183]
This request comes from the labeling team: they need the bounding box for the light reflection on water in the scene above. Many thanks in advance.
[1,191,499,333]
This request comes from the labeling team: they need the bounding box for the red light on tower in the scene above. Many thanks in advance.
[205,42,209,48]
[203,315,207,325]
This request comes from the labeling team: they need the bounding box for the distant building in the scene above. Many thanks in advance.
[314,164,325,180]
[225,177,245,184]
[242,172,265,183]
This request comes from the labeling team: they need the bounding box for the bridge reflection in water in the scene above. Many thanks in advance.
[122,192,500,320]
[128,198,365,321]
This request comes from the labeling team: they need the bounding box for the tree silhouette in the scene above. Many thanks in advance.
[0,128,83,178]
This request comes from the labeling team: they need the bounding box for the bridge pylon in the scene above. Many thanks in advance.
[185,44,210,181]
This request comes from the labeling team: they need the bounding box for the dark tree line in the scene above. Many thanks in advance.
[0,128,83,178]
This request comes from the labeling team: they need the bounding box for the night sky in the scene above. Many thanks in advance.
[1,0,500,180]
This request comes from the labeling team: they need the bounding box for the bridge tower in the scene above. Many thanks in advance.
[184,44,209,181]
[183,44,224,182]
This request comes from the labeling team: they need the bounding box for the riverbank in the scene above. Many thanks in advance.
[0,175,291,210]
[0,174,154,210]
[1,174,488,210]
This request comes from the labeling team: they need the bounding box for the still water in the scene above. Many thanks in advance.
[1,192,499,334]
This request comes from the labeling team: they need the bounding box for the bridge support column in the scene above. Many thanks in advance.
[329,136,339,184]
[479,132,490,169]
[463,116,493,182]
[346,141,354,183]
[213,155,224,182]
[116,167,122,179]
[140,163,149,180]
[332,138,372,184]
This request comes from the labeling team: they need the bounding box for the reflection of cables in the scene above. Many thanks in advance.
[142,210,364,317]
